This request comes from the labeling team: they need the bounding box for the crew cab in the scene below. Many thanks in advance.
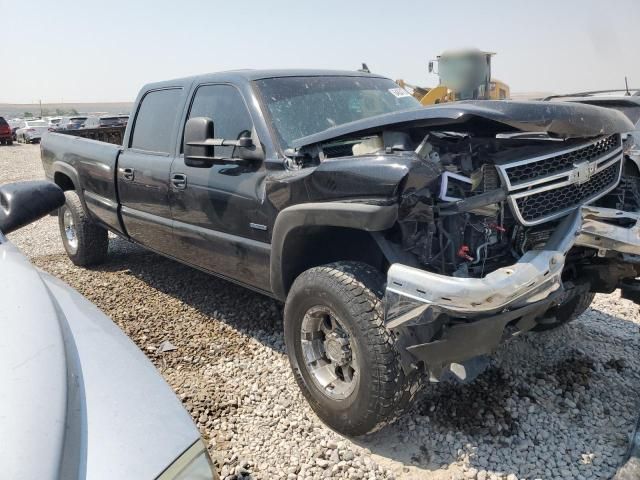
[41,69,640,436]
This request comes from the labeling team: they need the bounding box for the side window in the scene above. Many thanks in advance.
[185,85,253,158]
[130,88,182,153]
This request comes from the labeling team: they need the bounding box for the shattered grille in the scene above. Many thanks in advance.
[515,162,620,223]
[505,134,620,186]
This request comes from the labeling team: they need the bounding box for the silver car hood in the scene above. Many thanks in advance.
[0,240,199,480]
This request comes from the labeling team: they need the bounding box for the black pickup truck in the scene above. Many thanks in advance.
[41,69,640,436]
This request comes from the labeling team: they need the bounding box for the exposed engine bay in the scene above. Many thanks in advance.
[297,125,639,279]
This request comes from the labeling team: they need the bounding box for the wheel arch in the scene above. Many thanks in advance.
[270,202,398,300]
[51,162,80,192]
[53,170,76,191]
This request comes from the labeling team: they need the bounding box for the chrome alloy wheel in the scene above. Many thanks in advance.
[62,206,78,253]
[300,305,359,400]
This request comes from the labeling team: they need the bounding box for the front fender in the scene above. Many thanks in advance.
[269,201,397,299]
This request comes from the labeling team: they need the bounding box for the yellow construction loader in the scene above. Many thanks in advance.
[396,49,510,105]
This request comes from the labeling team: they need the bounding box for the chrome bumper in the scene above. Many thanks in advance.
[386,205,640,327]
[385,205,640,377]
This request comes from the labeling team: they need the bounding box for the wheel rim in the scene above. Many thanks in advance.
[62,206,78,253]
[300,305,359,400]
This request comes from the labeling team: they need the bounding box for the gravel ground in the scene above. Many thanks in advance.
[4,143,640,480]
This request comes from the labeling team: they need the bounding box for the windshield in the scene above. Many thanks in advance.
[27,121,47,127]
[255,76,420,149]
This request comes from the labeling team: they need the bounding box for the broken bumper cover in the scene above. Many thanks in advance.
[385,205,640,376]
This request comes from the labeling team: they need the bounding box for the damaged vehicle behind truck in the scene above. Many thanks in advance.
[40,70,640,436]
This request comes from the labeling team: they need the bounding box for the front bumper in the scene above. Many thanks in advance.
[385,205,640,378]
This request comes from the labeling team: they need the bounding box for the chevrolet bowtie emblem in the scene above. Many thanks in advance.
[570,160,597,185]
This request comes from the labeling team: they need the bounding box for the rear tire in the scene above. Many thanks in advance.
[532,291,595,332]
[7,139,12,146]
[284,261,420,436]
[58,191,109,266]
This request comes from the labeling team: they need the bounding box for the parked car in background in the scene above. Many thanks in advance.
[545,89,640,167]
[8,119,22,141]
[0,117,13,145]
[83,114,124,129]
[56,116,88,130]
[0,180,218,480]
[47,116,62,129]
[15,119,49,143]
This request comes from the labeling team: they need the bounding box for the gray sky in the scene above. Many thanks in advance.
[1,0,638,103]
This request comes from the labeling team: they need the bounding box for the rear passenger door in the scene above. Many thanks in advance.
[118,87,183,254]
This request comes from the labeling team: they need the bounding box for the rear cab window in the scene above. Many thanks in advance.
[130,88,182,154]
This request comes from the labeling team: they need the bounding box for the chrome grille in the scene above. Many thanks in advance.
[514,162,621,223]
[505,134,620,186]
[496,135,623,226]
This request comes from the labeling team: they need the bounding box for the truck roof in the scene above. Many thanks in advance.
[140,68,387,91]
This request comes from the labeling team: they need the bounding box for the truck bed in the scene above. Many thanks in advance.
[40,132,124,233]
[57,126,125,145]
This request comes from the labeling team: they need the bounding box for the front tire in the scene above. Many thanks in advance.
[58,190,109,266]
[284,262,417,436]
[532,291,595,332]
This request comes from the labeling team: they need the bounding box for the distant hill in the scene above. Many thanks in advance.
[0,102,134,119]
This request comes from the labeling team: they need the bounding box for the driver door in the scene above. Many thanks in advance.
[169,84,270,290]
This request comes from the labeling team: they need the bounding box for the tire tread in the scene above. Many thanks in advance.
[285,261,421,436]
[59,190,108,266]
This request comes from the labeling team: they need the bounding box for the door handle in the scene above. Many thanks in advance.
[121,167,135,181]
[171,173,187,190]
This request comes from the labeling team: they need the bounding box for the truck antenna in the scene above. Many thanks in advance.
[625,76,631,96]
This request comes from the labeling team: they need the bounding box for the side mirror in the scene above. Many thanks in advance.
[184,117,215,168]
[184,117,264,168]
[0,181,65,235]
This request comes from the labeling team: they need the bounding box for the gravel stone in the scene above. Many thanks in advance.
[5,144,640,479]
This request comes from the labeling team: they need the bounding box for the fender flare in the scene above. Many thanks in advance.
[50,161,91,213]
[51,162,103,226]
[269,202,397,300]
[51,161,80,190]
